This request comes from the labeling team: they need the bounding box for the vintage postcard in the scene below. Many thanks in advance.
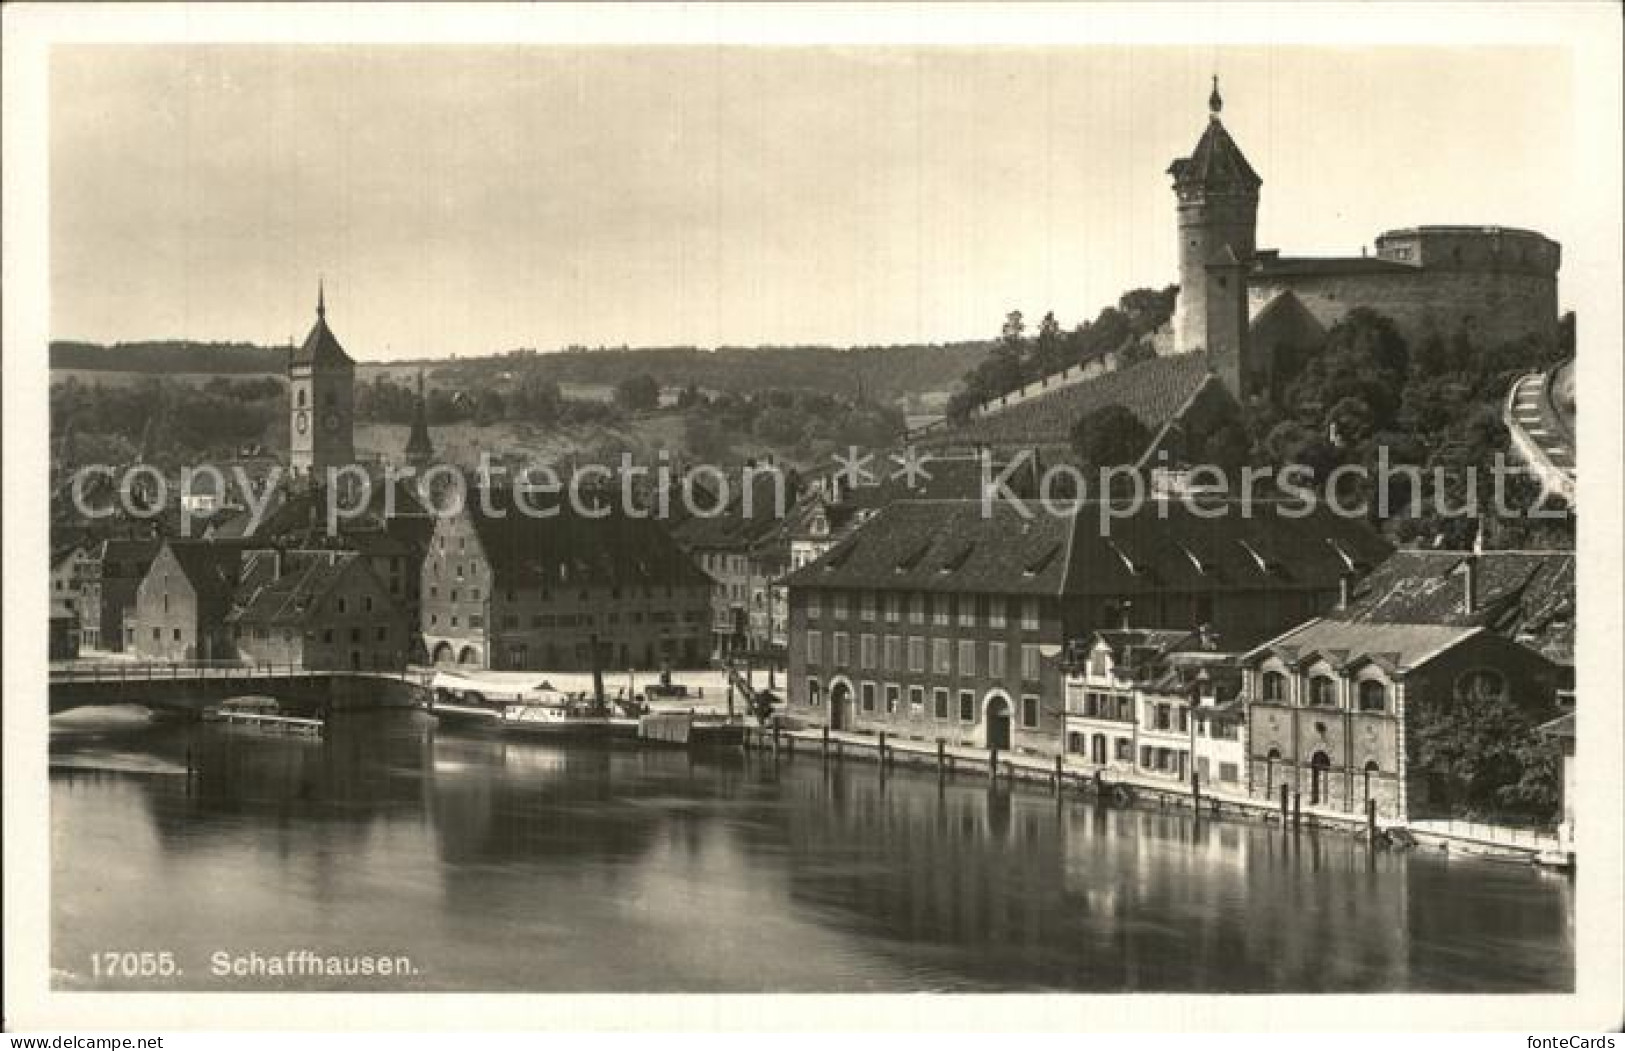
[4,1,1621,1035]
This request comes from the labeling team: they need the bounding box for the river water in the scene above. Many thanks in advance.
[50,708,1573,993]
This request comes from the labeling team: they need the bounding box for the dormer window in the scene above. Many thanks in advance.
[1308,676,1337,708]
[1262,670,1287,702]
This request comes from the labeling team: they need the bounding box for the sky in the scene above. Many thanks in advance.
[50,45,1578,359]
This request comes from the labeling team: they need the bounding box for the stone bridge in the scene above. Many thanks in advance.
[48,662,431,715]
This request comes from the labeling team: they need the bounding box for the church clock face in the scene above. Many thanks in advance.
[294,411,309,434]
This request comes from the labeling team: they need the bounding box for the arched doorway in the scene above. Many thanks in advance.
[984,693,1012,751]
[458,645,480,667]
[1362,760,1380,805]
[1265,747,1282,794]
[1309,750,1332,806]
[432,641,456,665]
[829,681,852,731]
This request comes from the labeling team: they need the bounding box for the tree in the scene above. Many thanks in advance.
[1069,404,1152,471]
[614,373,661,411]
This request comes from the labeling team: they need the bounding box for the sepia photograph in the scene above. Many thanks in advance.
[4,0,1622,1036]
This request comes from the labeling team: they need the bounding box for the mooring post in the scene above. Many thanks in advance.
[1367,797,1378,845]
[1192,772,1202,812]
[822,725,830,759]
[936,739,946,779]
[1279,782,1289,824]
[1054,755,1063,795]
[988,747,998,781]
[878,730,887,767]
[1292,790,1302,831]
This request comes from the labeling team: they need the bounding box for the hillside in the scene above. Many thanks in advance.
[49,338,987,407]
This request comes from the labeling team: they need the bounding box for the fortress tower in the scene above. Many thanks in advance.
[1168,78,1261,398]
[288,281,356,478]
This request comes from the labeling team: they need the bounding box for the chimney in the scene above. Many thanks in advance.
[1337,572,1353,610]
[1119,600,1133,629]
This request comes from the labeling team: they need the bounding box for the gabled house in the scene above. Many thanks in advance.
[420,487,712,672]
[132,540,253,661]
[228,550,409,671]
[1241,618,1563,822]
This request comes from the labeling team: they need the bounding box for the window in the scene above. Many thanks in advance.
[1021,644,1041,682]
[908,686,925,717]
[885,684,900,714]
[1020,598,1039,630]
[884,593,900,623]
[988,642,1007,678]
[1358,680,1388,712]
[957,640,976,677]
[958,596,976,627]
[909,593,925,624]
[350,627,362,643]
[907,637,926,673]
[860,634,877,669]
[806,593,821,620]
[1153,703,1171,730]
[376,626,388,642]
[988,597,1006,628]
[1309,676,1337,707]
[1016,695,1036,729]
[322,628,334,643]
[831,592,848,619]
[806,630,822,665]
[883,635,901,671]
[933,688,949,720]
[1262,670,1287,702]
[861,682,877,713]
[1219,762,1239,784]
[932,596,949,627]
[958,690,975,722]
[1176,707,1189,733]
[806,678,822,707]
[933,639,952,674]
[1140,745,1153,768]
[1115,739,1133,761]
[364,596,374,613]
[1455,669,1506,704]
[1089,647,1109,678]
[860,592,876,621]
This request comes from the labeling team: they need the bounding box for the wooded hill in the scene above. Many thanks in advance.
[50,339,990,405]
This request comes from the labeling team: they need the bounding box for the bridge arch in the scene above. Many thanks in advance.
[457,644,482,668]
[431,641,456,665]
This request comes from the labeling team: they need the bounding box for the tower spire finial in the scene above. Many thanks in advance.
[317,277,326,320]
[1209,75,1223,118]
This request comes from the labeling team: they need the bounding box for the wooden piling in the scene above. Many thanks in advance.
[988,747,998,781]
[936,740,945,779]
[1053,755,1063,795]
[1192,772,1202,812]
[1292,791,1302,830]
[822,725,830,759]
[1279,782,1289,823]
[878,731,888,767]
[1366,797,1377,844]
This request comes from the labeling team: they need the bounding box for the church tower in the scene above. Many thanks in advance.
[288,281,356,477]
[1168,78,1261,398]
[403,368,436,473]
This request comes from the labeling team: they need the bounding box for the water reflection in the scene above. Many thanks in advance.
[50,710,1572,992]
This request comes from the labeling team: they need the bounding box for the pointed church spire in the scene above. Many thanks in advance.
[1209,75,1223,119]
[317,277,326,320]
